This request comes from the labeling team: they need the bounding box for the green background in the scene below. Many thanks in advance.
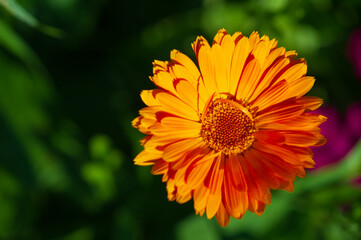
[0,0,360,239]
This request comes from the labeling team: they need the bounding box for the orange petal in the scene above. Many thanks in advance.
[232,31,244,44]
[151,159,168,175]
[169,59,197,85]
[150,117,201,141]
[153,59,168,69]
[252,39,271,67]
[256,103,304,126]
[156,91,199,121]
[249,148,297,183]
[206,192,222,219]
[262,47,286,72]
[248,31,260,49]
[220,34,235,75]
[291,146,315,168]
[252,141,301,166]
[172,145,206,171]
[138,106,161,118]
[167,179,176,201]
[170,50,201,84]
[245,150,284,189]
[250,51,288,99]
[132,116,154,134]
[151,65,177,95]
[194,183,210,215]
[212,28,228,45]
[134,148,162,166]
[285,50,298,58]
[176,78,205,111]
[240,156,267,202]
[227,154,247,191]
[282,130,326,147]
[236,59,261,100]
[253,130,285,144]
[250,57,290,101]
[204,154,225,195]
[192,36,217,96]
[256,76,314,106]
[159,115,200,129]
[295,96,323,112]
[229,37,250,95]
[173,80,198,109]
[249,200,266,216]
[223,168,248,218]
[251,80,289,111]
[216,201,231,227]
[163,137,204,162]
[279,61,307,84]
[173,147,208,186]
[261,113,326,131]
[176,184,192,203]
[186,152,217,189]
[211,44,229,93]
[140,89,161,106]
[287,76,315,99]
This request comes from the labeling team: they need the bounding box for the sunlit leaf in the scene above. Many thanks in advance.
[0,0,37,26]
[0,0,63,37]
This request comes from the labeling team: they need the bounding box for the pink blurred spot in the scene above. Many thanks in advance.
[346,102,361,138]
[311,103,361,169]
[351,176,361,188]
[348,28,361,79]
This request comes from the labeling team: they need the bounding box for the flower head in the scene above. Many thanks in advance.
[132,29,326,227]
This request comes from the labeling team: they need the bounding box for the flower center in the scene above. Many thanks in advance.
[200,96,256,155]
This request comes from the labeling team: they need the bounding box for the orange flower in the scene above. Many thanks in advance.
[132,29,326,227]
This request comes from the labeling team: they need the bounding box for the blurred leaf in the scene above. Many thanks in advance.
[223,190,293,237]
[80,135,123,208]
[61,227,94,240]
[0,169,21,238]
[176,215,221,240]
[0,52,47,188]
[82,162,115,207]
[201,2,252,36]
[51,124,83,158]
[223,140,361,237]
[0,0,63,37]
[0,0,38,27]
[113,207,142,240]
[294,25,320,55]
[0,19,42,68]
[296,139,361,192]
[140,9,199,50]
[0,26,71,192]
[90,135,112,160]
[259,0,288,13]
[89,134,123,168]
[311,0,332,12]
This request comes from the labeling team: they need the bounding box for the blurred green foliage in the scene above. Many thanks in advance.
[0,0,360,239]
